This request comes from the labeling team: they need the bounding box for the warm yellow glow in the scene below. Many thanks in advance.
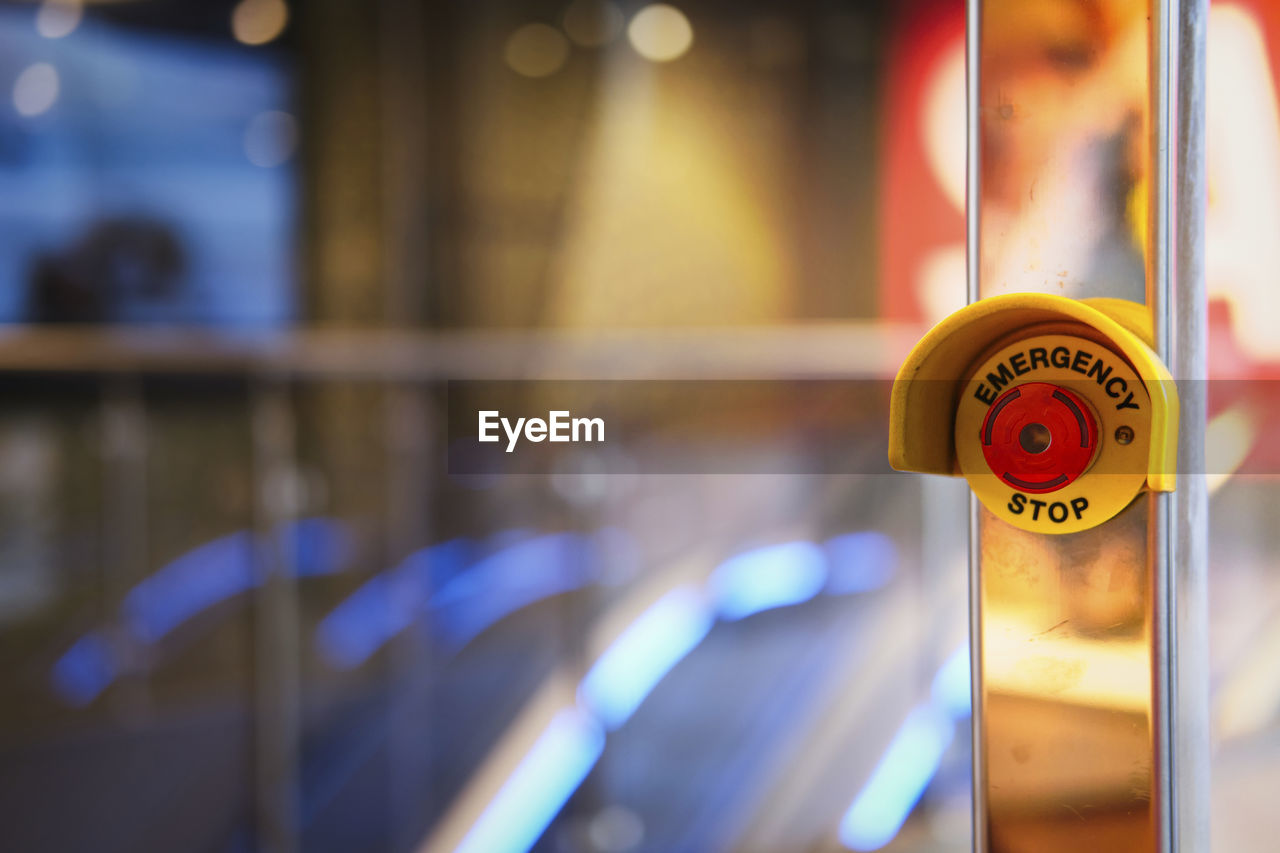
[13,63,59,117]
[979,10,1148,297]
[550,38,788,327]
[231,0,288,47]
[35,0,82,40]
[562,0,623,48]
[1205,404,1257,495]
[504,23,570,78]
[1206,5,1280,362]
[627,4,693,63]
[914,36,966,328]
[917,245,966,325]
[985,612,1150,712]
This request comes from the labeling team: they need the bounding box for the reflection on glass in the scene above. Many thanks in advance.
[977,0,1158,850]
[0,8,295,326]
[979,0,1149,303]
[980,500,1154,852]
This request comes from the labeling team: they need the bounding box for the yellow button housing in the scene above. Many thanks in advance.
[888,293,1177,533]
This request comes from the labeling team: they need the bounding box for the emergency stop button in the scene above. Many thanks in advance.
[890,294,1177,534]
[953,332,1156,533]
[979,382,1098,493]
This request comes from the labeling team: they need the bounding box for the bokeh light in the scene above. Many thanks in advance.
[13,62,59,117]
[35,0,82,40]
[627,4,693,63]
[504,23,570,78]
[231,0,288,46]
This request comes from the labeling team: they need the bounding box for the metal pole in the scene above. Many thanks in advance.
[1150,2,1211,849]
[1167,2,1211,849]
[966,0,1207,849]
[964,1,985,848]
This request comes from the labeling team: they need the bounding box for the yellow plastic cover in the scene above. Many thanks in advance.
[888,293,1177,492]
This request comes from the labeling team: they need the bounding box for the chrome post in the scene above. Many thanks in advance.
[966,0,1207,849]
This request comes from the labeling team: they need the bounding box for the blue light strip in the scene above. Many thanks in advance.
[315,532,621,669]
[315,573,420,669]
[577,586,714,730]
[123,532,257,643]
[49,632,116,707]
[49,518,352,705]
[931,645,971,719]
[838,644,970,851]
[452,531,901,853]
[123,517,353,643]
[432,533,594,647]
[838,705,956,851]
[453,708,605,853]
[823,531,898,594]
[315,538,473,669]
[709,542,827,621]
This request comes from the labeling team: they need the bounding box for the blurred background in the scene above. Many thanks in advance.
[0,0,1277,851]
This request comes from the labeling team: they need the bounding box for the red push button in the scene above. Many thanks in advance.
[979,382,1098,494]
